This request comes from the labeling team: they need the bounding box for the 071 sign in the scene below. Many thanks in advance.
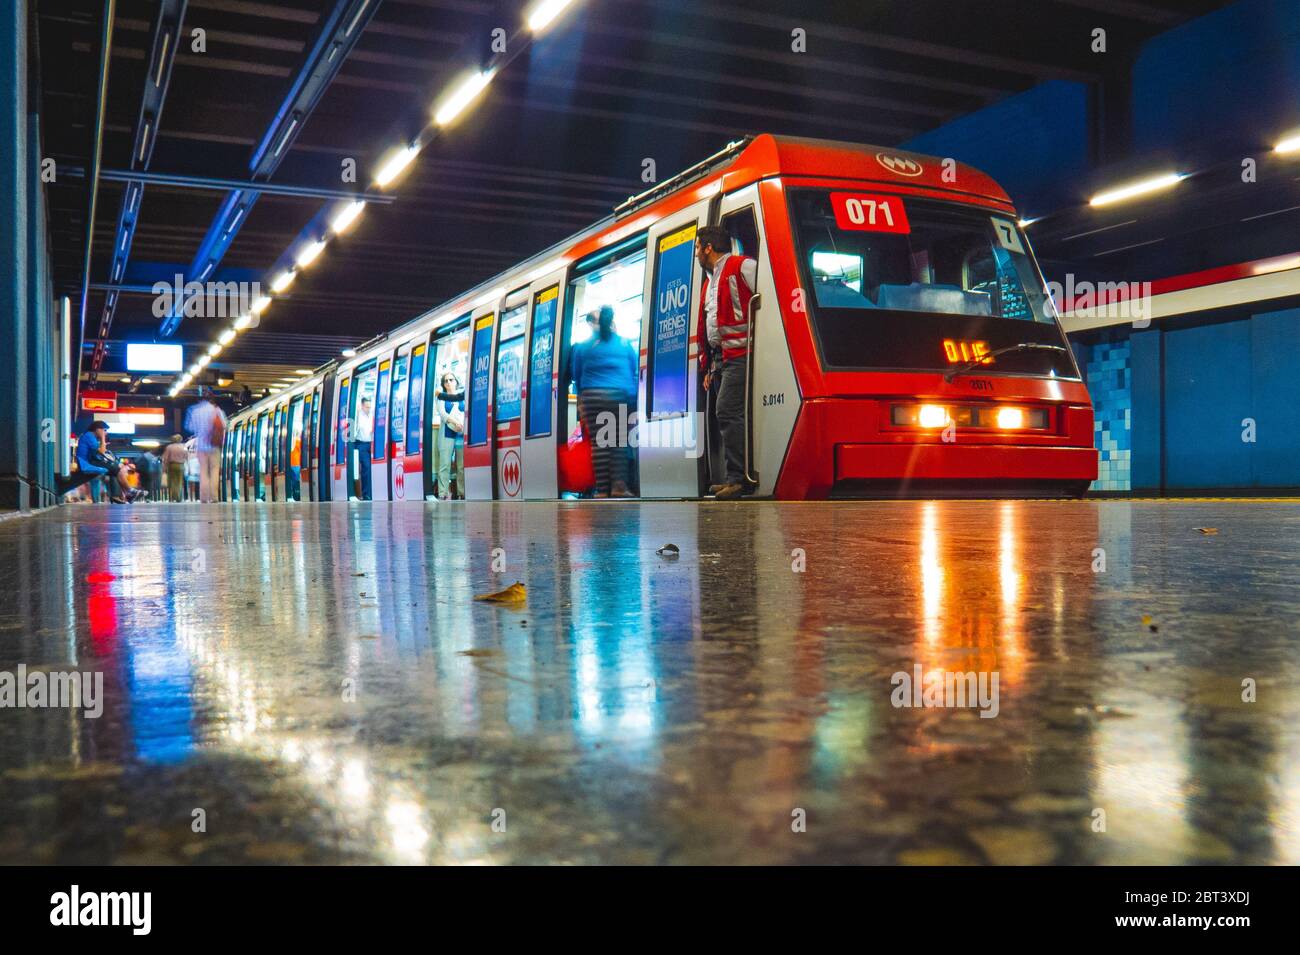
[830,192,911,234]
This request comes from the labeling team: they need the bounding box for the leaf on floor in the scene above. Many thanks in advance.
[1194,527,1219,535]
[474,581,526,605]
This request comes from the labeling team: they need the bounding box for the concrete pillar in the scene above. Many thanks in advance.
[0,0,31,510]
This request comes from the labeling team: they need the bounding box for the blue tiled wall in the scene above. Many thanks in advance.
[1077,337,1132,491]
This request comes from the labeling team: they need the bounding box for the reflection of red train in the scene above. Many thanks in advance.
[223,134,1096,503]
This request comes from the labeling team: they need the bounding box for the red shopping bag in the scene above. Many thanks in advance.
[557,421,595,494]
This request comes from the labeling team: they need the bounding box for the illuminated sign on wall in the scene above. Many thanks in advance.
[80,391,117,413]
[126,343,184,372]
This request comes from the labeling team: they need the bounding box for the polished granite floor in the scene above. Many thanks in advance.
[1,499,1298,865]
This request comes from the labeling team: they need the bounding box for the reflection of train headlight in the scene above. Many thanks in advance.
[917,404,949,428]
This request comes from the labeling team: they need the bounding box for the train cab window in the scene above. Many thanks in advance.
[789,189,1073,376]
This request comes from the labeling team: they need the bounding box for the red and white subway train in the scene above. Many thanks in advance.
[221,134,1097,502]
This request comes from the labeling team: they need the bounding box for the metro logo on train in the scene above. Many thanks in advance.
[220,135,1096,502]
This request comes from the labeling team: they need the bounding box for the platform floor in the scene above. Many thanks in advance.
[1,499,1298,865]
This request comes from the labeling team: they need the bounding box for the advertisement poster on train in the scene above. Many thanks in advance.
[469,315,494,446]
[652,223,696,415]
[528,287,558,436]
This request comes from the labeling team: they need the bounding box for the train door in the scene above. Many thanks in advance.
[641,204,708,497]
[493,295,528,500]
[229,425,241,501]
[464,301,500,500]
[287,395,305,501]
[272,403,286,500]
[300,391,314,501]
[561,233,648,496]
[521,276,564,499]
[398,338,428,501]
[425,321,471,500]
[257,412,271,501]
[387,345,412,501]
[718,185,798,497]
[331,373,351,501]
[245,420,257,501]
[370,354,393,502]
[348,360,378,500]
[312,381,328,501]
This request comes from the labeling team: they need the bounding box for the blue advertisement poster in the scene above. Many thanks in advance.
[406,346,425,454]
[469,315,495,446]
[527,287,558,436]
[496,338,524,422]
[651,223,696,415]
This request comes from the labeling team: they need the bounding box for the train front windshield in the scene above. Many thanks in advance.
[790,189,1077,378]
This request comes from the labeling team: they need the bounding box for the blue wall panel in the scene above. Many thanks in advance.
[1249,307,1300,485]
[1132,0,1300,160]
[902,81,1091,215]
[1128,330,1162,491]
[1164,322,1253,488]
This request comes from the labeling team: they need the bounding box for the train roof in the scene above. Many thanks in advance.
[229,134,1015,423]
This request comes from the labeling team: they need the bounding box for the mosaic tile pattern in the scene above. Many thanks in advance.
[1080,337,1132,492]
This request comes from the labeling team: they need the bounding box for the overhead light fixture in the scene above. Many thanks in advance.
[1089,172,1185,207]
[198,355,211,368]
[527,0,575,33]
[1275,133,1300,155]
[188,363,201,375]
[140,377,152,385]
[234,314,253,330]
[374,144,419,187]
[219,328,236,345]
[132,439,161,449]
[330,200,365,235]
[295,239,327,269]
[271,270,296,293]
[341,347,357,358]
[207,343,222,357]
[119,376,131,383]
[294,369,313,375]
[251,295,272,314]
[434,69,495,128]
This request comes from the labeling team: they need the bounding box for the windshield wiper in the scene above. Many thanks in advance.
[943,342,1068,382]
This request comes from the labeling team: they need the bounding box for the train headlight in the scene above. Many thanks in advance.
[917,404,949,428]
[996,407,1025,430]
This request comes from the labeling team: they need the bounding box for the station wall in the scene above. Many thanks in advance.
[1073,304,1300,493]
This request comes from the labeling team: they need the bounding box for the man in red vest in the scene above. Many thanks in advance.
[695,225,759,500]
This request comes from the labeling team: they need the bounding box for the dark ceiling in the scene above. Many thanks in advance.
[36,0,1237,396]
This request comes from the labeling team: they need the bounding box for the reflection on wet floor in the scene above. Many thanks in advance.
[0,499,1298,864]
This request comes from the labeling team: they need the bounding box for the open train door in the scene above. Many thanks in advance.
[369,351,394,502]
[463,296,501,500]
[330,372,351,501]
[492,292,529,500]
[639,201,709,497]
[520,273,564,499]
[716,183,799,497]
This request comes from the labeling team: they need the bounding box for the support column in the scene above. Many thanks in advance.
[0,0,31,510]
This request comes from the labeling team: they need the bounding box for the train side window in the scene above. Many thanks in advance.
[406,345,425,456]
[525,287,559,438]
[335,377,351,466]
[722,207,761,263]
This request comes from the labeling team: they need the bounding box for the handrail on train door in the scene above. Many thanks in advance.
[742,292,762,487]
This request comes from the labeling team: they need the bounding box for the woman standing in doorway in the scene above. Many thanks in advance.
[434,373,465,499]
[571,305,638,498]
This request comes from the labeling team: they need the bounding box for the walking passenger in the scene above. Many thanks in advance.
[162,434,188,502]
[184,388,228,503]
[571,305,638,498]
[695,225,758,500]
[352,396,374,500]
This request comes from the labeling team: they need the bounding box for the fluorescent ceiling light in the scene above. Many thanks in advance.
[197,355,211,368]
[1089,172,1185,207]
[527,0,575,33]
[271,270,296,293]
[294,369,312,375]
[188,363,201,375]
[330,201,365,234]
[1275,134,1300,155]
[207,343,222,357]
[295,239,327,269]
[341,347,357,358]
[140,377,152,385]
[234,314,253,330]
[434,69,495,128]
[219,329,236,345]
[119,376,131,383]
[374,144,419,187]
[251,296,272,314]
